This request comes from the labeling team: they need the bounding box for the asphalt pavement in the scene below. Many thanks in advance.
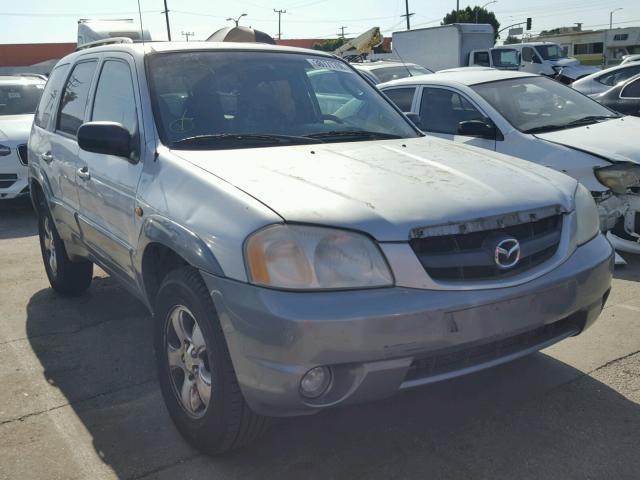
[1,199,639,480]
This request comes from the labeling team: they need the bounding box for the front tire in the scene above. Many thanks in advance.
[154,266,269,455]
[37,203,93,296]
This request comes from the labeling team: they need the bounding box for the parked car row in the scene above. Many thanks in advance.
[18,40,618,455]
[379,69,640,256]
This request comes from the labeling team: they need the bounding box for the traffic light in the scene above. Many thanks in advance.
[526,18,532,31]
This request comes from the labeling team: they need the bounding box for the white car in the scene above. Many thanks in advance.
[0,75,46,200]
[509,43,599,83]
[379,69,640,255]
[572,62,640,97]
[621,54,640,66]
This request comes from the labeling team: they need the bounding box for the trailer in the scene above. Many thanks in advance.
[77,19,151,46]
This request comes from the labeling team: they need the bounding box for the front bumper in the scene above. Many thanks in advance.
[201,234,613,417]
[0,151,28,200]
[598,193,640,254]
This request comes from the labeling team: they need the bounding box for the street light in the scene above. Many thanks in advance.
[477,1,497,24]
[226,13,247,27]
[610,7,622,30]
[605,8,623,66]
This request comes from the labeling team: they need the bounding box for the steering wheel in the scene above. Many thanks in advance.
[321,114,344,124]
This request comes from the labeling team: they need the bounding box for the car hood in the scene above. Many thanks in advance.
[0,114,33,142]
[551,59,599,79]
[173,137,575,241]
[534,117,640,164]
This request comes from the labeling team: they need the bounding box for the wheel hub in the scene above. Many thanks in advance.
[165,305,212,418]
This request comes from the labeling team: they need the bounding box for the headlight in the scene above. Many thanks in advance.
[594,163,640,194]
[0,145,10,156]
[244,224,394,290]
[575,183,600,246]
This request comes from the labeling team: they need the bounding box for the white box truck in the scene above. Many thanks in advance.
[389,23,519,72]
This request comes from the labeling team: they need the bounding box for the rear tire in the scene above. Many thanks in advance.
[37,202,93,296]
[154,266,269,455]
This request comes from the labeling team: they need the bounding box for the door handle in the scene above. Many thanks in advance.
[40,152,53,163]
[77,166,91,181]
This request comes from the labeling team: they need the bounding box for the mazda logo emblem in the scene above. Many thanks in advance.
[495,238,521,269]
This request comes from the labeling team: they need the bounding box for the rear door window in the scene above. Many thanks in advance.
[384,87,416,112]
[35,64,70,130]
[57,60,98,137]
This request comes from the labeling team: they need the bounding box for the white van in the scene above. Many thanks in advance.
[510,42,599,84]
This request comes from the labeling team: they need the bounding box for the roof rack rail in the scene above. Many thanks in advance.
[15,73,48,81]
[75,37,134,51]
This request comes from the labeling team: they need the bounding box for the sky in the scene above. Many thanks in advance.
[2,0,640,44]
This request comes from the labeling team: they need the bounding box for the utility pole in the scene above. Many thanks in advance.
[401,0,414,30]
[456,0,459,22]
[274,8,287,40]
[181,31,194,41]
[162,0,172,41]
[338,26,348,38]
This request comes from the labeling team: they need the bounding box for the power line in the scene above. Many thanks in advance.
[338,25,348,38]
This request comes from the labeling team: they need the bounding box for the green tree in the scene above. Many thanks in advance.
[442,6,500,40]
[312,37,347,52]
[503,35,520,45]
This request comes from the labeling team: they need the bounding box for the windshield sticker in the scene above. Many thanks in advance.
[8,92,21,99]
[307,58,351,72]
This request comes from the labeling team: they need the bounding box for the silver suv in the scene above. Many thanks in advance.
[28,41,613,455]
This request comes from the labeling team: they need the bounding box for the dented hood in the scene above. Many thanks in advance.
[174,137,575,241]
[535,117,640,164]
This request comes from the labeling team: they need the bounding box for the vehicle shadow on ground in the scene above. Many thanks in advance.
[26,277,640,479]
[0,197,36,240]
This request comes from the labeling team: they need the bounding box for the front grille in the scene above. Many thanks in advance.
[404,314,583,383]
[410,214,563,281]
[16,144,27,165]
[0,173,18,189]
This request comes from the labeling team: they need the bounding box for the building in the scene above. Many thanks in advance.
[531,26,640,65]
[0,43,75,75]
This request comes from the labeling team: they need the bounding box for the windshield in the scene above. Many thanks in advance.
[491,49,520,68]
[372,65,431,83]
[0,82,44,116]
[147,51,419,149]
[535,45,566,61]
[471,76,618,134]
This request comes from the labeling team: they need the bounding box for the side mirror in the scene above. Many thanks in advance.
[458,120,496,140]
[78,121,132,158]
[404,112,422,127]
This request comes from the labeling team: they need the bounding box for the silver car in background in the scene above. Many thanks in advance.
[572,62,640,97]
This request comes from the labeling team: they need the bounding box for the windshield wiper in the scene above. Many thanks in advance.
[170,133,321,149]
[305,130,403,141]
[523,115,618,134]
[563,115,618,128]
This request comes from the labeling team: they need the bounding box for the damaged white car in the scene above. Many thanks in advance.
[379,70,640,256]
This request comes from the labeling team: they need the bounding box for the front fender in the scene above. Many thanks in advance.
[135,215,225,277]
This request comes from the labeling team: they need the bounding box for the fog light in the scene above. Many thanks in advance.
[299,366,331,398]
